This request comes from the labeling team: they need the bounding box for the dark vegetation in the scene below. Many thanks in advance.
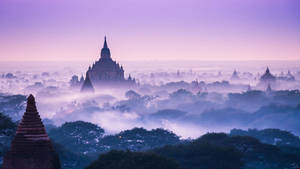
[0,94,26,120]
[153,133,243,169]
[230,128,300,147]
[100,128,180,152]
[1,90,300,169]
[1,116,300,169]
[49,122,180,155]
[85,150,182,169]
[84,132,300,169]
[0,112,16,159]
[152,133,300,169]
[49,121,105,154]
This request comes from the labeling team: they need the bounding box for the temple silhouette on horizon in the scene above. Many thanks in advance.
[80,37,136,91]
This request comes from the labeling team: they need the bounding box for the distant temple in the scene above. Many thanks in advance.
[231,69,239,80]
[260,67,276,83]
[247,84,252,92]
[278,70,296,81]
[81,36,135,89]
[69,75,84,89]
[266,84,272,95]
[81,72,95,93]
[3,95,60,169]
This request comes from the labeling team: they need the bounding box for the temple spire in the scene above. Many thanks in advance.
[266,67,270,74]
[81,71,95,93]
[103,36,108,48]
[100,36,111,59]
[26,94,37,112]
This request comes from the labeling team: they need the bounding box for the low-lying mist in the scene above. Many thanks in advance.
[1,60,300,138]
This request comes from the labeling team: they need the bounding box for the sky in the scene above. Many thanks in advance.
[0,0,299,62]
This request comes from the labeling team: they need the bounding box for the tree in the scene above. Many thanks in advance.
[85,150,182,169]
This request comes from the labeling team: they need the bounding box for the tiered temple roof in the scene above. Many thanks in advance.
[3,95,60,169]
[260,67,276,83]
[82,36,135,88]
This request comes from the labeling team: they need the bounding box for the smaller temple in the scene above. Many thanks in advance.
[81,72,95,93]
[278,70,296,81]
[247,84,252,92]
[80,75,84,83]
[286,70,296,81]
[3,95,60,169]
[266,83,272,95]
[190,80,202,93]
[231,69,239,80]
[260,67,276,83]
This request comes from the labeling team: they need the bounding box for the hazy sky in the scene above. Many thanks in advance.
[0,0,299,61]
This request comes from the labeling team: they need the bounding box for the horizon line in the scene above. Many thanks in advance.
[0,59,300,62]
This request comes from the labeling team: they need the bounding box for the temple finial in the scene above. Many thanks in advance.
[26,94,37,112]
[266,67,270,73]
[103,36,108,48]
[100,36,111,59]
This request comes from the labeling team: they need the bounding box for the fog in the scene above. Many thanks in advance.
[1,60,300,139]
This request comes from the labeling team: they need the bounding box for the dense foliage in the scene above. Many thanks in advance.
[0,94,26,120]
[153,133,300,169]
[230,128,300,147]
[49,123,180,156]
[153,133,243,169]
[85,150,182,169]
[100,128,180,152]
[52,142,93,169]
[0,113,16,136]
[49,121,105,154]
[0,113,16,158]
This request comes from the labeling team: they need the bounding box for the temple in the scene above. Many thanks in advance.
[81,72,95,93]
[82,36,135,89]
[266,83,272,95]
[278,70,296,81]
[260,67,276,83]
[231,69,239,80]
[3,95,60,169]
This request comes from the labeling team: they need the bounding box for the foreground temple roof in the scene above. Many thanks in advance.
[3,94,60,169]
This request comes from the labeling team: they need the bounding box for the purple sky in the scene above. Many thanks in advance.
[0,0,299,61]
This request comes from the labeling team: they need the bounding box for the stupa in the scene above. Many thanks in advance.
[84,36,136,88]
[231,69,239,80]
[260,67,276,83]
[81,71,95,93]
[3,95,60,169]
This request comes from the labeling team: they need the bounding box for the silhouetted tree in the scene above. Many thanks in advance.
[85,150,182,169]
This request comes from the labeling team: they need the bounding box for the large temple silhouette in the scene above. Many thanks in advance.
[80,37,135,91]
[3,95,60,169]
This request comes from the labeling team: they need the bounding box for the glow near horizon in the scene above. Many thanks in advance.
[0,0,299,62]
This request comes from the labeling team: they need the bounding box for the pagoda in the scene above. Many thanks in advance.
[3,95,60,169]
[231,69,239,80]
[266,84,273,95]
[81,71,95,93]
[260,67,276,83]
[84,36,135,88]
